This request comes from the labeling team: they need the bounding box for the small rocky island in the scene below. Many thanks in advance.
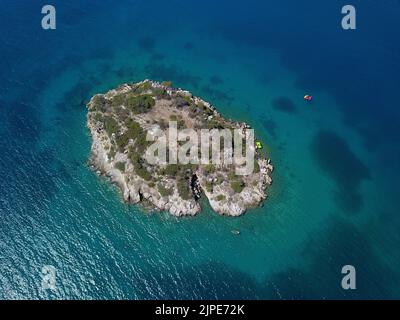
[87,80,273,216]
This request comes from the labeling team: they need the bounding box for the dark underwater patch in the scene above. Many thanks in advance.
[209,75,223,85]
[150,53,166,62]
[137,36,156,52]
[215,1,400,162]
[57,2,89,27]
[183,42,195,50]
[124,218,399,299]
[132,260,266,299]
[259,117,277,139]
[143,63,201,88]
[265,218,398,299]
[201,84,234,104]
[213,53,227,64]
[115,66,137,80]
[6,100,41,144]
[89,46,114,61]
[271,96,297,114]
[254,72,272,86]
[311,130,370,213]
[62,82,94,111]
[0,139,60,217]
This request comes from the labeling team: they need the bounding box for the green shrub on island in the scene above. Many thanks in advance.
[168,115,186,129]
[158,183,173,197]
[175,96,190,108]
[197,101,205,109]
[108,146,116,160]
[114,106,130,120]
[129,81,152,95]
[206,118,224,130]
[204,107,214,116]
[115,161,126,172]
[134,131,149,153]
[126,94,155,113]
[139,168,152,182]
[128,150,152,181]
[163,164,180,177]
[216,194,226,201]
[228,171,237,180]
[254,161,260,173]
[112,93,126,108]
[94,112,103,122]
[161,81,173,88]
[204,164,215,174]
[177,178,191,200]
[125,118,143,135]
[158,119,168,130]
[231,180,245,193]
[181,163,197,173]
[92,95,107,112]
[137,81,152,92]
[205,181,213,193]
[115,132,130,151]
[177,119,186,129]
[104,116,119,137]
[151,87,167,99]
[124,119,150,152]
[189,105,198,117]
[92,95,105,105]
[216,175,224,185]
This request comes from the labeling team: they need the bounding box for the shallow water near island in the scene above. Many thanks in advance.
[0,0,399,299]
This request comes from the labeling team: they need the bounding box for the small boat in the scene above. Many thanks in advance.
[231,230,241,235]
[255,141,263,150]
[304,95,313,102]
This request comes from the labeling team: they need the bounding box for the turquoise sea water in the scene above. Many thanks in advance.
[0,0,399,299]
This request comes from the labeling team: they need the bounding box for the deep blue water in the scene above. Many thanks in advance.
[0,0,399,299]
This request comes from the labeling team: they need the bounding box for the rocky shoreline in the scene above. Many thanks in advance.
[87,80,273,216]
